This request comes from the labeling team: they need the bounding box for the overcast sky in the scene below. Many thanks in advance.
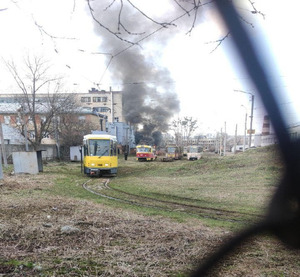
[0,0,299,135]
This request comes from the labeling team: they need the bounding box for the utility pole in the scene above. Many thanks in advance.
[241,105,248,152]
[249,94,254,148]
[110,86,114,123]
[219,128,222,156]
[124,125,129,160]
[234,90,254,148]
[54,115,60,159]
[244,112,247,151]
[224,122,227,156]
[215,132,218,154]
[0,122,7,167]
[233,124,237,154]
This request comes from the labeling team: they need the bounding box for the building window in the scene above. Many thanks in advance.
[114,117,119,122]
[4,116,10,125]
[0,98,16,103]
[16,116,21,125]
[93,107,110,113]
[93,97,107,102]
[82,107,92,112]
[81,97,91,103]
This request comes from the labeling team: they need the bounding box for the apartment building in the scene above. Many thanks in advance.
[76,88,123,123]
[0,88,123,123]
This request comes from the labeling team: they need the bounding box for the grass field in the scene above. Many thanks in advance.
[113,147,283,219]
[1,145,299,276]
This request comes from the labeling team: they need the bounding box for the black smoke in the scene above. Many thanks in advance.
[89,1,184,143]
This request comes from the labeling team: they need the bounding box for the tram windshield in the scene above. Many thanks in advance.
[189,146,202,153]
[88,139,110,156]
[167,147,176,153]
[137,147,151,153]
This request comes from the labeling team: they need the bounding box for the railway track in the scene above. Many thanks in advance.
[82,178,262,224]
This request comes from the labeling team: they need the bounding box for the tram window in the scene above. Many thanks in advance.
[110,142,114,156]
[84,145,88,156]
[167,147,176,153]
[137,147,150,153]
[113,141,117,155]
[89,139,110,156]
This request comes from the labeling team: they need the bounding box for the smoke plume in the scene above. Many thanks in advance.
[89,1,184,143]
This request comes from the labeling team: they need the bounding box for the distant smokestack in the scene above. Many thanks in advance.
[262,115,270,136]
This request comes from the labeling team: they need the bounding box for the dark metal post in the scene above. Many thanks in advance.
[36,150,43,172]
[0,122,7,167]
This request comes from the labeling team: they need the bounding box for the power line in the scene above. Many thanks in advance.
[95,3,203,84]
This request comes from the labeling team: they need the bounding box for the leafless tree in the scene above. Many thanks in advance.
[171,116,198,146]
[4,55,79,150]
[86,0,264,51]
[59,113,97,147]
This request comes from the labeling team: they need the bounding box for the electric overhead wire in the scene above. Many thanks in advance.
[94,2,202,85]
[6,0,300,132]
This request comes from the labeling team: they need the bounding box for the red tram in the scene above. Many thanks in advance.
[136,145,157,162]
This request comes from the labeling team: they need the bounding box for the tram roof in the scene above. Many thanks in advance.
[83,134,117,140]
[136,145,153,148]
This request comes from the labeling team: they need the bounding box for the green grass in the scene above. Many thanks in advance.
[1,259,34,268]
[110,146,283,217]
[13,145,283,229]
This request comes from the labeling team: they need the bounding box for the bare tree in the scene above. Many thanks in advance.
[59,113,98,147]
[182,116,198,144]
[4,55,79,150]
[171,117,198,146]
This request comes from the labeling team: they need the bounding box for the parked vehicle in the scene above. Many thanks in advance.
[187,145,203,161]
[136,145,157,161]
[162,145,183,162]
[82,134,118,176]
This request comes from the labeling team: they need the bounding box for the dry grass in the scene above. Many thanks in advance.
[0,173,222,276]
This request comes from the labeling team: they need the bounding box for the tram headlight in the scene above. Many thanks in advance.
[105,163,109,167]
[91,163,95,166]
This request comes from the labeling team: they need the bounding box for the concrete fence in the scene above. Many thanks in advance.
[1,144,57,163]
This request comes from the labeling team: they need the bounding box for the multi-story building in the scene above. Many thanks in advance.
[72,88,136,148]
[0,87,123,124]
[75,87,123,123]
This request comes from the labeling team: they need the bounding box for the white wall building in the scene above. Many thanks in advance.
[76,88,123,123]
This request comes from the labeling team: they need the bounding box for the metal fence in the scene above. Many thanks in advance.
[191,1,300,276]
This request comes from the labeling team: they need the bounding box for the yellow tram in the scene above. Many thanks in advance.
[83,134,118,176]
